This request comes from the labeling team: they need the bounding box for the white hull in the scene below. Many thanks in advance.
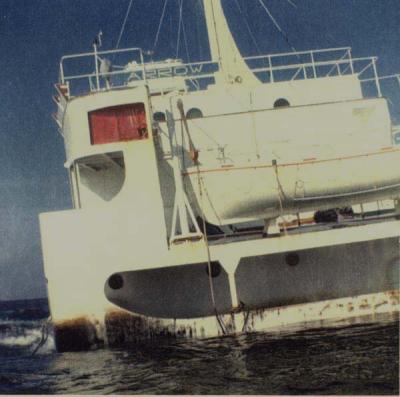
[40,208,400,351]
[43,1,400,352]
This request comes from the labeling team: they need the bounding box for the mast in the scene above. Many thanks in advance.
[202,0,259,86]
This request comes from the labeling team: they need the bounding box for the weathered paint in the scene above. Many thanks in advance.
[53,317,104,352]
[43,4,400,355]
[52,290,399,351]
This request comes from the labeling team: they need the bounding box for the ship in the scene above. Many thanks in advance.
[40,0,400,351]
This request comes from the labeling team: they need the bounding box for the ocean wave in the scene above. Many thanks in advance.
[0,328,43,347]
[0,319,36,327]
[0,322,55,353]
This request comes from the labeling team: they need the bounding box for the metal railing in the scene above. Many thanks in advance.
[60,47,146,97]
[244,47,354,81]
[58,46,383,99]
[244,47,382,97]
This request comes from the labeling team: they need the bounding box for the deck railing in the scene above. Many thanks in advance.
[244,47,381,97]
[59,46,383,98]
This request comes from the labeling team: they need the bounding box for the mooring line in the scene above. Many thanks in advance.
[176,99,228,336]
[31,316,51,356]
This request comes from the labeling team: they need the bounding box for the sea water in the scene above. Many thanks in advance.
[0,298,398,395]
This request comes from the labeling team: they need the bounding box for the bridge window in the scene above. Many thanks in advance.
[89,103,148,145]
[273,98,290,108]
[153,111,166,122]
[186,108,203,119]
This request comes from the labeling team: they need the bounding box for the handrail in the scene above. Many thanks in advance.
[250,56,374,74]
[60,46,144,62]
[63,57,374,82]
[57,45,383,99]
[244,46,351,61]
[361,73,400,82]
[326,51,354,76]
[60,47,145,86]
[63,58,219,80]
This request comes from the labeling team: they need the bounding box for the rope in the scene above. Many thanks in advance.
[241,309,251,332]
[31,316,51,356]
[175,0,184,58]
[177,103,223,226]
[181,9,191,63]
[176,100,227,335]
[197,176,224,227]
[195,0,204,60]
[257,0,298,55]
[199,202,228,336]
[153,0,169,53]
[115,0,134,50]
[272,160,288,235]
[286,0,297,8]
[190,120,220,147]
[234,0,262,55]
[177,100,198,161]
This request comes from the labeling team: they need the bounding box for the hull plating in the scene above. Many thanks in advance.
[105,237,399,319]
[53,290,399,351]
[47,224,399,351]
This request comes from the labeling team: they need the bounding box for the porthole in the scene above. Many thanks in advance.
[285,252,300,266]
[186,108,203,119]
[108,274,124,290]
[274,98,290,108]
[205,261,222,278]
[153,111,166,122]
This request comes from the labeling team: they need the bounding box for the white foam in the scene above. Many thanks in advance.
[36,334,56,354]
[0,328,42,347]
[0,326,55,353]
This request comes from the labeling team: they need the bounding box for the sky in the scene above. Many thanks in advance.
[0,0,399,301]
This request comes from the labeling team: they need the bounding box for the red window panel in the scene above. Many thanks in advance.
[89,103,148,145]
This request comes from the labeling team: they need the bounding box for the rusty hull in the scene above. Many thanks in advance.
[52,290,399,352]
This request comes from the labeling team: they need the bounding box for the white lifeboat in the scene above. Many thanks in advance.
[184,147,400,225]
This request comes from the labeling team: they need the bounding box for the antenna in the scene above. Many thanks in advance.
[92,31,103,90]
[115,0,134,50]
[93,30,103,48]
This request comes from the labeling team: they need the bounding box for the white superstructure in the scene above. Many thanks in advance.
[42,0,399,351]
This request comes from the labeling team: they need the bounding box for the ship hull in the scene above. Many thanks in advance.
[53,290,399,352]
[39,208,400,351]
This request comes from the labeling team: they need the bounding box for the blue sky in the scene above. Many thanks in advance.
[0,0,399,301]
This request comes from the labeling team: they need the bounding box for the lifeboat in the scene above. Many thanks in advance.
[184,147,400,225]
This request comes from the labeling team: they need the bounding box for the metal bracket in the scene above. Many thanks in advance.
[166,107,203,245]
